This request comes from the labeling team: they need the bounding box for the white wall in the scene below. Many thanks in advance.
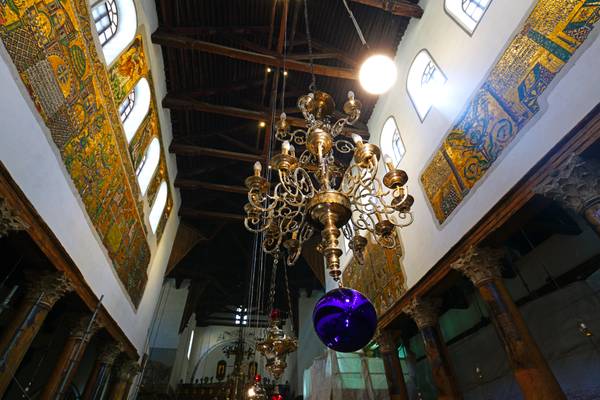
[0,0,180,353]
[366,0,600,289]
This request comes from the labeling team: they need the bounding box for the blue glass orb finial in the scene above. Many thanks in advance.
[312,287,377,352]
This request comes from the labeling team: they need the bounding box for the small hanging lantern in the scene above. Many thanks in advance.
[256,309,298,380]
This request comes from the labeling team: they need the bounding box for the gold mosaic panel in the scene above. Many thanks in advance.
[421,0,600,224]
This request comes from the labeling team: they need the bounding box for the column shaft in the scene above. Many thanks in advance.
[83,362,112,400]
[381,347,410,400]
[0,298,51,396]
[478,278,566,399]
[419,325,462,400]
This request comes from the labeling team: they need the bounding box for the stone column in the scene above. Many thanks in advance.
[451,246,566,400]
[377,330,409,400]
[40,314,102,400]
[0,197,27,237]
[107,359,141,400]
[404,298,462,400]
[534,154,600,234]
[83,341,123,400]
[0,271,72,397]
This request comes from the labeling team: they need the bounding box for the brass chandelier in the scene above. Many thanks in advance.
[243,90,414,281]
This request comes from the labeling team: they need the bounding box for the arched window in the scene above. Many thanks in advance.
[122,78,151,142]
[92,0,118,45]
[92,0,137,65]
[380,117,405,166]
[445,0,491,34]
[149,181,168,233]
[407,50,447,121]
[137,138,161,195]
[118,89,135,122]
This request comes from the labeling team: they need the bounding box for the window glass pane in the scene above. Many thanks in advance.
[92,0,119,46]
[137,138,161,195]
[380,117,405,166]
[445,0,492,34]
[119,89,136,122]
[123,78,151,143]
[407,50,446,121]
[149,181,167,233]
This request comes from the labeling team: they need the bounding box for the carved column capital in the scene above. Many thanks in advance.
[534,154,600,213]
[98,342,124,365]
[376,330,399,353]
[0,197,27,237]
[403,297,441,329]
[115,359,141,381]
[24,271,73,307]
[450,246,504,286]
[65,314,103,338]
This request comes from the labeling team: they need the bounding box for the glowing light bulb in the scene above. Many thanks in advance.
[248,387,256,397]
[359,54,397,95]
[282,140,290,155]
[283,70,288,76]
[259,121,266,128]
[267,67,272,73]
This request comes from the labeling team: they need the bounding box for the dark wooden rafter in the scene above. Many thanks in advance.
[175,178,247,194]
[350,0,424,18]
[163,95,370,137]
[151,29,357,80]
[172,79,264,98]
[161,25,270,36]
[170,143,266,162]
[179,208,245,222]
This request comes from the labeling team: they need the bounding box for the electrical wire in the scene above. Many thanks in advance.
[341,0,369,48]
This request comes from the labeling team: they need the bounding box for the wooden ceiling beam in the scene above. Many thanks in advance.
[163,94,268,121]
[349,0,424,18]
[179,208,245,222]
[162,25,270,36]
[175,178,247,194]
[173,79,264,98]
[152,29,357,80]
[170,143,266,162]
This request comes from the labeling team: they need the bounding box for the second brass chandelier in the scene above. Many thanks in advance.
[244,90,414,281]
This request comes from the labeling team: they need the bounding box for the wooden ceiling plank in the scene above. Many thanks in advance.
[179,208,245,222]
[163,94,268,121]
[152,29,357,80]
[163,26,270,36]
[174,178,247,194]
[170,143,267,162]
[165,223,207,275]
[350,0,424,18]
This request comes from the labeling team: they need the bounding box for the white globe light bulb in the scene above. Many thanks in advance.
[359,55,397,95]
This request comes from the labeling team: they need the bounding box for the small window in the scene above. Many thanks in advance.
[149,181,167,233]
[92,0,118,46]
[380,117,405,166]
[122,78,151,143]
[234,306,248,325]
[445,0,492,34]
[137,138,161,195]
[119,89,135,122]
[407,50,447,121]
[93,0,137,65]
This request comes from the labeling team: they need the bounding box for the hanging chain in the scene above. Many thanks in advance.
[303,0,317,91]
[282,257,296,334]
[266,252,280,313]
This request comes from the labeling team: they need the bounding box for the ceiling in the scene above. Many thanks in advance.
[151,0,423,329]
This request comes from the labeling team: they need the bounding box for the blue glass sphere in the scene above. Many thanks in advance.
[313,287,377,352]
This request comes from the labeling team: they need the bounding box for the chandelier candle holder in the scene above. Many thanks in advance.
[244,90,414,281]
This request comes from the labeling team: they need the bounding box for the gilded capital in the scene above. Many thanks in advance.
[24,271,73,307]
[403,297,441,329]
[0,197,27,237]
[98,342,124,365]
[450,246,504,286]
[534,154,600,213]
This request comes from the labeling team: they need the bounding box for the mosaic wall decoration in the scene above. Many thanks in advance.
[342,236,407,316]
[421,0,600,224]
[110,38,173,241]
[0,0,151,305]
